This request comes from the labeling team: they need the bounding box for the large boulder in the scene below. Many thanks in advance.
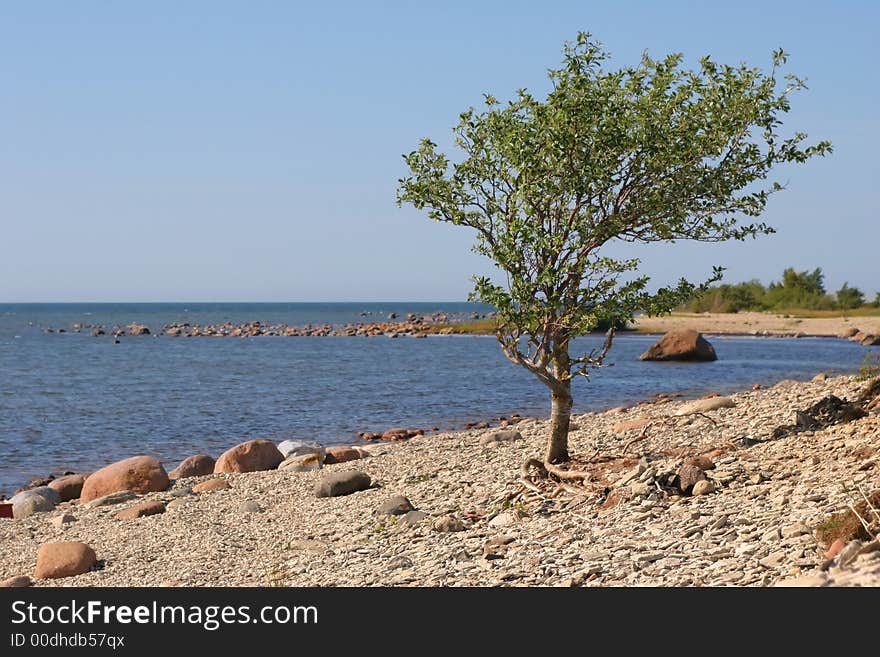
[34,541,96,580]
[11,487,59,518]
[48,474,86,502]
[214,440,284,473]
[860,334,880,346]
[639,329,717,362]
[79,456,169,503]
[168,454,215,479]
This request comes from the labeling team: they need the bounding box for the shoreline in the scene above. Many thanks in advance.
[2,372,878,587]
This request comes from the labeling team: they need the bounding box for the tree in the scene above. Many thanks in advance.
[397,33,830,464]
[835,282,865,310]
[765,267,834,309]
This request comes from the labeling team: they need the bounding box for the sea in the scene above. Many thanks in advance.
[0,302,872,495]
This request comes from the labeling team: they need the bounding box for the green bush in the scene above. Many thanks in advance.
[835,282,865,310]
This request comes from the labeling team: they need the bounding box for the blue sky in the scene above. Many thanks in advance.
[1,1,877,302]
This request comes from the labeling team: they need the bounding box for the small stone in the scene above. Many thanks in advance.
[691,480,715,496]
[34,541,97,580]
[634,553,665,563]
[277,439,324,459]
[192,479,231,493]
[630,482,651,496]
[781,523,809,539]
[83,490,137,508]
[488,512,516,528]
[0,575,32,588]
[775,575,827,587]
[684,455,715,471]
[433,515,466,532]
[377,495,414,516]
[402,510,427,526]
[479,430,523,446]
[677,463,708,493]
[762,528,781,542]
[114,500,166,520]
[279,453,323,472]
[238,500,262,513]
[388,556,413,570]
[49,513,76,529]
[324,446,364,464]
[674,397,735,416]
[759,550,787,569]
[313,471,372,498]
[812,372,828,383]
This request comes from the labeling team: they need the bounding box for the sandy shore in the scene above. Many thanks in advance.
[1,372,878,587]
[633,311,880,337]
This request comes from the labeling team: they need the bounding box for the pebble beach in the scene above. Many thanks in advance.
[1,372,878,587]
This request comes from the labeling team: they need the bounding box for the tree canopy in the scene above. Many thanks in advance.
[398,32,831,463]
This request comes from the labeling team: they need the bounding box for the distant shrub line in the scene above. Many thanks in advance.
[680,267,878,313]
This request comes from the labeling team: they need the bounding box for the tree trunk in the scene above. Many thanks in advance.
[545,379,572,463]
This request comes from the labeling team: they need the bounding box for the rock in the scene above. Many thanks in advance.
[484,535,515,560]
[11,488,59,518]
[674,396,735,416]
[48,474,86,501]
[279,453,323,472]
[0,575,32,587]
[402,510,427,526]
[775,575,827,587]
[84,490,137,508]
[313,471,372,498]
[812,372,828,383]
[612,418,652,434]
[684,455,715,471]
[377,495,414,516]
[825,538,847,560]
[214,440,284,473]
[79,455,169,503]
[323,446,363,465]
[50,513,76,529]
[127,324,150,335]
[860,334,880,346]
[238,500,262,513]
[277,440,324,459]
[433,515,466,532]
[380,427,416,441]
[168,454,215,479]
[115,500,166,520]
[34,541,97,580]
[677,463,708,494]
[630,481,651,496]
[488,512,516,528]
[837,540,863,566]
[192,479,231,493]
[781,523,809,539]
[639,329,717,362]
[691,480,715,496]
[388,556,413,570]
[841,327,860,338]
[479,430,523,446]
